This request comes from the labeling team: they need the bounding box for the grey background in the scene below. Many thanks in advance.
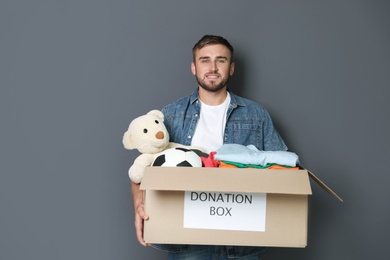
[1,1,389,260]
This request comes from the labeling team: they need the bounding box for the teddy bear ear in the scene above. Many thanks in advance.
[147,109,164,121]
[122,131,135,150]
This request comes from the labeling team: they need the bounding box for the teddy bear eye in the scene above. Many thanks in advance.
[155,120,159,124]
[143,129,148,133]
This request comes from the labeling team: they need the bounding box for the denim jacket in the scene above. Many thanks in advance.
[162,89,287,151]
[154,90,287,257]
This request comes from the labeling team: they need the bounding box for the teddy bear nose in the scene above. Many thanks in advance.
[155,131,165,139]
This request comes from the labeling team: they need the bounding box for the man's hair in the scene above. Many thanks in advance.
[192,35,234,61]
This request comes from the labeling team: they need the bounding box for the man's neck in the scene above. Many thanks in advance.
[198,87,228,106]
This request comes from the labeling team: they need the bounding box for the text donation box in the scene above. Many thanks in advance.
[183,191,267,232]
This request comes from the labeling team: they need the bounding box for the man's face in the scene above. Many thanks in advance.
[191,44,235,93]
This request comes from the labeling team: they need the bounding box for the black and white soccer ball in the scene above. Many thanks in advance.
[152,147,202,167]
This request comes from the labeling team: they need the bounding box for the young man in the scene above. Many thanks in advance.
[131,35,287,259]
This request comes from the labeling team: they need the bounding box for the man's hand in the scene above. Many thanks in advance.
[131,182,150,246]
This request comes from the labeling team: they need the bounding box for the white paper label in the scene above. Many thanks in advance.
[183,191,266,232]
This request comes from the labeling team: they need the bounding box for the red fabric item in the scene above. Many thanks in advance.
[200,151,219,167]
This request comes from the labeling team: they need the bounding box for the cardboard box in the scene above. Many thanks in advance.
[140,167,342,248]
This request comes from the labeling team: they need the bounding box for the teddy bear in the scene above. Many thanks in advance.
[123,109,195,183]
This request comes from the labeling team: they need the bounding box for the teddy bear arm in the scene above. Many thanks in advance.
[166,142,182,149]
[129,153,155,183]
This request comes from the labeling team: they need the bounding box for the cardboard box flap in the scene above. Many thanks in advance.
[141,167,312,195]
[308,171,343,202]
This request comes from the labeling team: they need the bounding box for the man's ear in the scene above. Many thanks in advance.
[230,62,235,76]
[191,62,196,75]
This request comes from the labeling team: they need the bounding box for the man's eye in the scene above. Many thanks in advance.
[218,59,226,63]
[201,60,209,63]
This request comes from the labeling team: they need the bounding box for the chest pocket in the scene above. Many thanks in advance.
[227,123,263,150]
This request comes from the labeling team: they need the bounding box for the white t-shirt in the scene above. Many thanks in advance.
[191,93,231,153]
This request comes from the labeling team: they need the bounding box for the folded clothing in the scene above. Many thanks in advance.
[215,144,299,167]
[219,161,299,170]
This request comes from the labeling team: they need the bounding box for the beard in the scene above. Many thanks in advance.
[195,73,230,93]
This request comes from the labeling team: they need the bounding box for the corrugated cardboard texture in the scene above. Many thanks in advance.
[141,167,312,195]
[144,191,308,247]
[141,168,313,247]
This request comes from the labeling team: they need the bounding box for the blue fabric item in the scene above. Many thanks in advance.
[215,144,299,166]
[152,244,265,259]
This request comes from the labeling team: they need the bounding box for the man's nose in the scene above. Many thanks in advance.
[209,61,218,72]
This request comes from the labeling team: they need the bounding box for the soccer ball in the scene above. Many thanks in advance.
[152,147,202,167]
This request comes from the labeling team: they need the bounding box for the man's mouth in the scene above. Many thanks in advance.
[205,74,219,80]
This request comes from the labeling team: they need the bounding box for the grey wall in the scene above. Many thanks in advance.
[1,1,389,259]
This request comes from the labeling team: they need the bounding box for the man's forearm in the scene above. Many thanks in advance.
[131,181,144,209]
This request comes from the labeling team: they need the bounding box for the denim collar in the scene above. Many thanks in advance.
[189,89,246,108]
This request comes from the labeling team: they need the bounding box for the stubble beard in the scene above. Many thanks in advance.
[195,74,230,93]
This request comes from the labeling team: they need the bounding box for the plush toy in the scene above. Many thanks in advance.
[123,110,198,183]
